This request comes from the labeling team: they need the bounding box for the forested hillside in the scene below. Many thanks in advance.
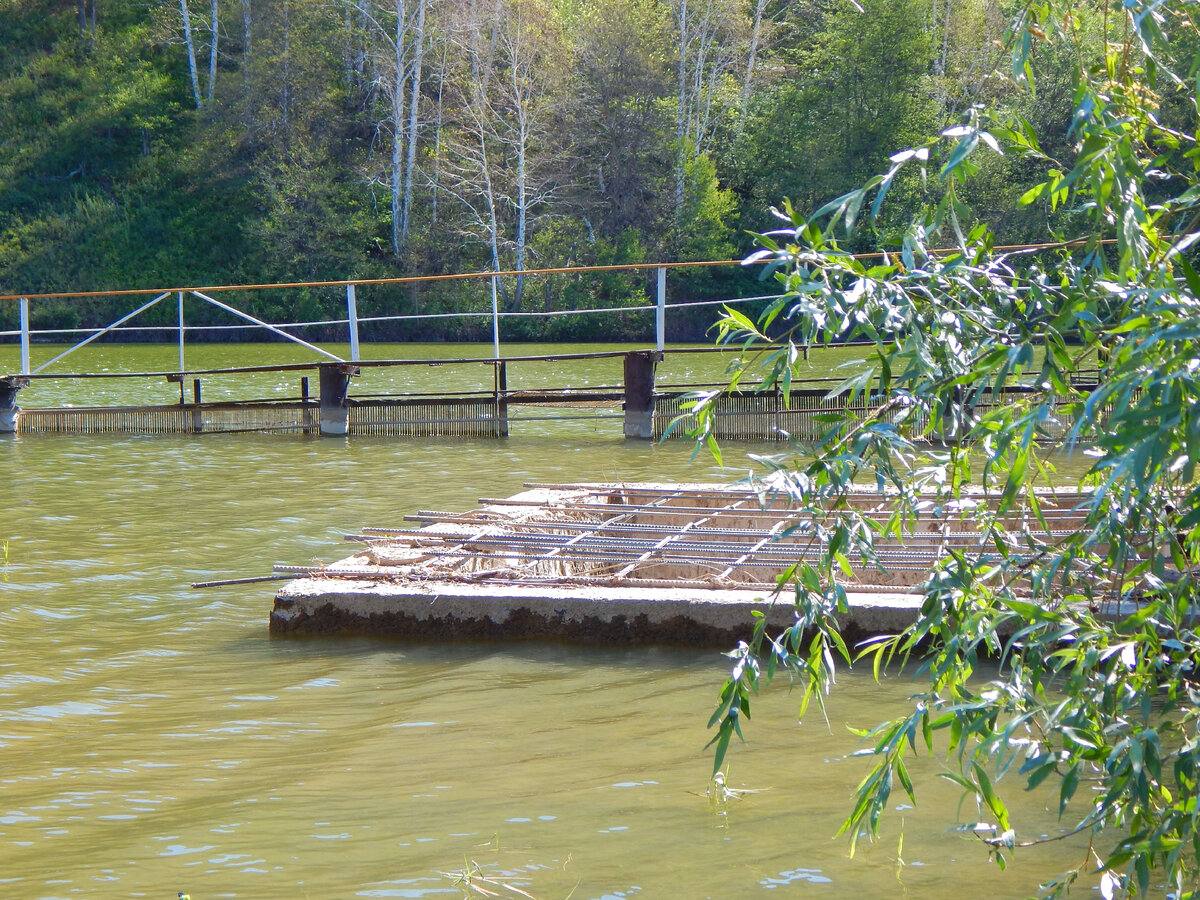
[0,0,1085,339]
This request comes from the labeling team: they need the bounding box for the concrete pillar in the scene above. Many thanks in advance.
[319,364,357,436]
[623,350,662,440]
[0,376,28,434]
[191,379,204,434]
[494,360,509,438]
[301,377,314,435]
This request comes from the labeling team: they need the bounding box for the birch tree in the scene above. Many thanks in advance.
[368,0,437,255]
[207,0,219,100]
[570,0,673,238]
[671,0,748,219]
[242,0,251,66]
[440,0,565,308]
[179,0,202,107]
[738,0,776,133]
[398,0,429,246]
[429,41,449,227]
[440,0,509,279]
[387,0,410,254]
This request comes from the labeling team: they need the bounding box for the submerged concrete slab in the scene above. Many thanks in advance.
[266,480,1123,644]
[269,480,996,645]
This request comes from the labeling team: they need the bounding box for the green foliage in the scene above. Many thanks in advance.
[0,0,1144,343]
[672,151,738,262]
[703,1,1200,896]
[726,0,939,243]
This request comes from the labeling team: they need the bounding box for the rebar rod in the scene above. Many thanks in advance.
[378,514,1080,541]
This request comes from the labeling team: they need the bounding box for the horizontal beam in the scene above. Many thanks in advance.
[0,239,1114,302]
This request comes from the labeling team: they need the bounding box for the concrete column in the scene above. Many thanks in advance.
[319,364,357,436]
[191,379,204,434]
[623,350,662,440]
[0,375,28,434]
[494,360,509,438]
[301,377,314,435]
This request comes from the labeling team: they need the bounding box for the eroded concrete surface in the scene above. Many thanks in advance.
[272,576,927,645]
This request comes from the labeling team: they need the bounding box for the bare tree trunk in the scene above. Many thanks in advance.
[343,0,354,84]
[673,0,690,219]
[207,0,219,101]
[430,41,447,227]
[481,132,502,276]
[939,0,952,78]
[281,0,291,133]
[77,0,87,38]
[390,0,410,255]
[513,78,528,310]
[441,0,561,291]
[399,0,428,247]
[242,0,251,64]
[356,0,370,77]
[738,0,768,132]
[180,0,202,108]
[672,0,746,218]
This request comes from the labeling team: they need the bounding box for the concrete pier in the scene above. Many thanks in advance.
[318,363,358,436]
[0,376,27,433]
[622,350,661,439]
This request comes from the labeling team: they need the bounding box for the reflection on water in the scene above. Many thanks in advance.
[0,344,1093,898]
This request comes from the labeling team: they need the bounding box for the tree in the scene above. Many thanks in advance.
[671,0,748,221]
[364,0,437,256]
[728,0,937,235]
[440,0,566,309]
[567,0,674,241]
[179,0,202,107]
[703,1,1200,897]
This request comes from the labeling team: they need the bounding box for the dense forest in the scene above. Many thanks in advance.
[0,0,1087,340]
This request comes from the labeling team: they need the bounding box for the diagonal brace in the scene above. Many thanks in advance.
[191,290,344,362]
[33,292,171,374]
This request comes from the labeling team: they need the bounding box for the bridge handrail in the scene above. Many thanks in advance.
[0,239,1105,377]
[0,238,1105,303]
[0,293,783,341]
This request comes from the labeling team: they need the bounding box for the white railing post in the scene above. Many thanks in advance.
[490,274,501,359]
[177,291,186,373]
[656,266,666,352]
[19,297,30,375]
[347,283,360,362]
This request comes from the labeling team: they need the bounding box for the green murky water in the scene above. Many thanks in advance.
[0,344,1093,899]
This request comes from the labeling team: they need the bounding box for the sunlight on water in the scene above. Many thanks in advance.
[0,344,1095,898]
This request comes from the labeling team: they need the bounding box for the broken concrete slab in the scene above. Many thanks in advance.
[270,481,1095,645]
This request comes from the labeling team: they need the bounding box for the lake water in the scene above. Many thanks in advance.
[0,343,1092,899]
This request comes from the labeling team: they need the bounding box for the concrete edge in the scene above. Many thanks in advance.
[271,575,926,646]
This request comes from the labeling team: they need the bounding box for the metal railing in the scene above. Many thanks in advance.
[0,260,777,378]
